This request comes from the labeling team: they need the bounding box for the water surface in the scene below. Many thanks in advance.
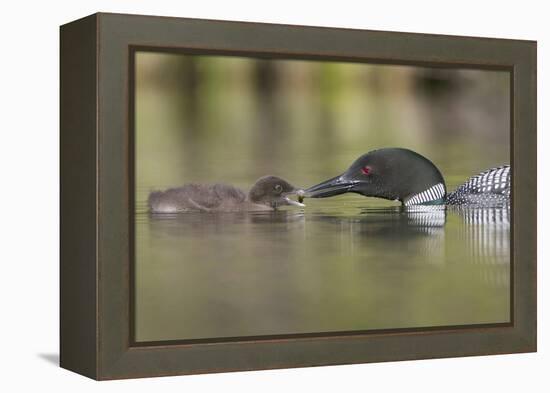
[135,198,510,342]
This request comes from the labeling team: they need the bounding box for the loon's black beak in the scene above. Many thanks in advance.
[303,175,359,198]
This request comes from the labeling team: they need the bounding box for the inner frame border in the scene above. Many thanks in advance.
[127,45,515,348]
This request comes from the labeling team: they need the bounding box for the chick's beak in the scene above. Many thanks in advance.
[283,188,306,207]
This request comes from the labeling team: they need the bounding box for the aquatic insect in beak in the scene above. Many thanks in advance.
[297,189,306,204]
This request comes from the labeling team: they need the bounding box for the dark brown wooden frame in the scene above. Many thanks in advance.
[60,12,537,380]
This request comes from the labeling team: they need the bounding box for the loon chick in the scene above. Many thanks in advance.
[302,148,510,207]
[149,175,305,213]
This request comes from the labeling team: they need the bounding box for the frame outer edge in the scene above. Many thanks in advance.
[518,41,537,351]
[60,13,99,380]
[91,13,536,379]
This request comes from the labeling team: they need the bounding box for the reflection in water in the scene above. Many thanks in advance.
[454,207,510,288]
[135,204,510,342]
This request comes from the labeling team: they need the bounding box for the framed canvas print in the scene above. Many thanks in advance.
[60,13,537,380]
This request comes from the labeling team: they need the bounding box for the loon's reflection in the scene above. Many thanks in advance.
[143,206,510,288]
[307,206,510,287]
[451,207,510,288]
[145,210,305,234]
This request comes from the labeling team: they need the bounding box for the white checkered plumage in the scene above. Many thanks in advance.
[446,165,510,207]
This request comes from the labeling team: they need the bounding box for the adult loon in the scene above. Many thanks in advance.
[302,148,510,207]
[149,175,305,213]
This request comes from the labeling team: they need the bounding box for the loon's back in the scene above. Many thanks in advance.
[148,183,247,213]
[446,165,510,207]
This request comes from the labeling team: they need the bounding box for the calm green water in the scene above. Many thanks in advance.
[134,52,510,342]
[135,198,510,342]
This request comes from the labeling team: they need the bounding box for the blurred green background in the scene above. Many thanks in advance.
[135,52,510,209]
[134,52,510,342]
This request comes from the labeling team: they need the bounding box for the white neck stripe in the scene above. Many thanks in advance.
[405,183,446,206]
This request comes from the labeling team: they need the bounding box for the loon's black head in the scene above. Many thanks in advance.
[304,148,447,205]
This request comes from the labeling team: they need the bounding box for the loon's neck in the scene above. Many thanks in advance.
[403,182,447,206]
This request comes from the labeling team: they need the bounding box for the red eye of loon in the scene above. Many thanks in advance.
[361,166,371,175]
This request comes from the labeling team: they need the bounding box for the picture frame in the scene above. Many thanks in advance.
[60,12,537,380]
